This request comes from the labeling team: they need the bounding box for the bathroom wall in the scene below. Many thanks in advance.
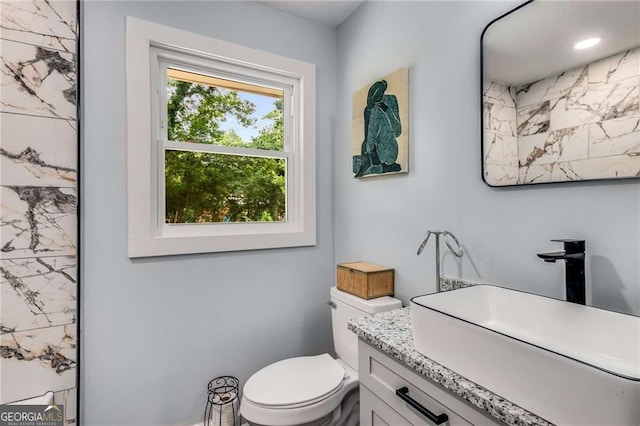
[484,47,640,185]
[0,0,78,419]
[336,1,640,316]
[82,2,336,425]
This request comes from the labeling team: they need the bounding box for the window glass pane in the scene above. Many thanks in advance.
[165,150,286,223]
[167,68,284,151]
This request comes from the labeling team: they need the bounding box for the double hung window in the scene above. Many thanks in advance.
[126,18,316,257]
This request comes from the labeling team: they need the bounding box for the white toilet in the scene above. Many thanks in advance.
[240,286,402,426]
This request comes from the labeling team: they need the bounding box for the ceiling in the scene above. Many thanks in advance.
[257,1,640,86]
[484,1,640,86]
[257,1,365,27]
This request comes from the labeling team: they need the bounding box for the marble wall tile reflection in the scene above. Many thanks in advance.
[591,77,639,121]
[483,80,516,108]
[0,186,76,258]
[551,76,639,130]
[484,102,516,136]
[589,115,640,158]
[483,131,504,165]
[484,47,640,185]
[517,67,588,108]
[503,133,518,167]
[1,113,77,186]
[484,81,519,184]
[519,126,588,167]
[0,39,76,120]
[550,126,589,162]
[518,164,551,184]
[484,131,518,167]
[589,48,639,86]
[1,256,76,332]
[0,324,76,403]
[517,133,547,166]
[551,155,640,182]
[484,164,518,186]
[517,101,550,136]
[0,1,77,53]
[483,80,520,185]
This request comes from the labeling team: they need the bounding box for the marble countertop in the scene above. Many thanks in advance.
[348,307,553,426]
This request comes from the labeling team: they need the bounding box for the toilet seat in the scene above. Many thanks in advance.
[241,356,359,426]
[243,354,345,408]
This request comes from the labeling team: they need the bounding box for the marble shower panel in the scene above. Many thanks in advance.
[0,324,76,404]
[1,114,77,186]
[0,186,77,258]
[0,0,77,53]
[1,256,76,332]
[0,39,76,121]
[0,0,78,413]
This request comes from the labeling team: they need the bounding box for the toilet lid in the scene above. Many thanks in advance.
[243,354,345,408]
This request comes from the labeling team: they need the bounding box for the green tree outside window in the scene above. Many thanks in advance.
[165,77,286,224]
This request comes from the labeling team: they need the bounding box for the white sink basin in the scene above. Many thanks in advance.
[411,285,640,425]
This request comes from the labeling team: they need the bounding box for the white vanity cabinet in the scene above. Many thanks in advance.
[358,340,503,426]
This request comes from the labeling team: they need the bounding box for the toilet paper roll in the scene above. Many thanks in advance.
[209,392,239,426]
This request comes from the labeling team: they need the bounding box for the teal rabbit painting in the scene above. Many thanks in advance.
[352,68,409,178]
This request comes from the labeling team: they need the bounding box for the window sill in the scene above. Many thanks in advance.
[128,229,316,258]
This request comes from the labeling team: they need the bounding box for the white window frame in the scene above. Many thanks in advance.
[152,50,296,234]
[126,17,316,257]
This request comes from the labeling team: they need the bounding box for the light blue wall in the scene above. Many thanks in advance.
[81,2,336,424]
[82,2,640,424]
[335,1,640,316]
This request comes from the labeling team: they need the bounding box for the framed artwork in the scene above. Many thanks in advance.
[352,68,409,178]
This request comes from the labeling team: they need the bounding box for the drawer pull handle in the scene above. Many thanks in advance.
[395,386,449,425]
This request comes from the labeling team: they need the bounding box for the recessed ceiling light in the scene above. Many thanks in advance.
[574,37,601,50]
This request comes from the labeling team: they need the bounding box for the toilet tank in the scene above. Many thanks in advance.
[330,286,402,372]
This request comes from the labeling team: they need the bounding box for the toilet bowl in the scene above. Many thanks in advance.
[240,287,402,426]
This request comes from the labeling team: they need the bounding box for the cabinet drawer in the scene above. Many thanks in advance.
[361,384,413,426]
[359,340,503,426]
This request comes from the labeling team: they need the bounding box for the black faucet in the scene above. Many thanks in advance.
[537,239,586,305]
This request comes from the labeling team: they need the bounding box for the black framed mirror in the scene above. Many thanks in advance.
[481,0,640,186]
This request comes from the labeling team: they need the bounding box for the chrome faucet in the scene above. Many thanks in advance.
[417,230,463,292]
[537,239,586,305]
